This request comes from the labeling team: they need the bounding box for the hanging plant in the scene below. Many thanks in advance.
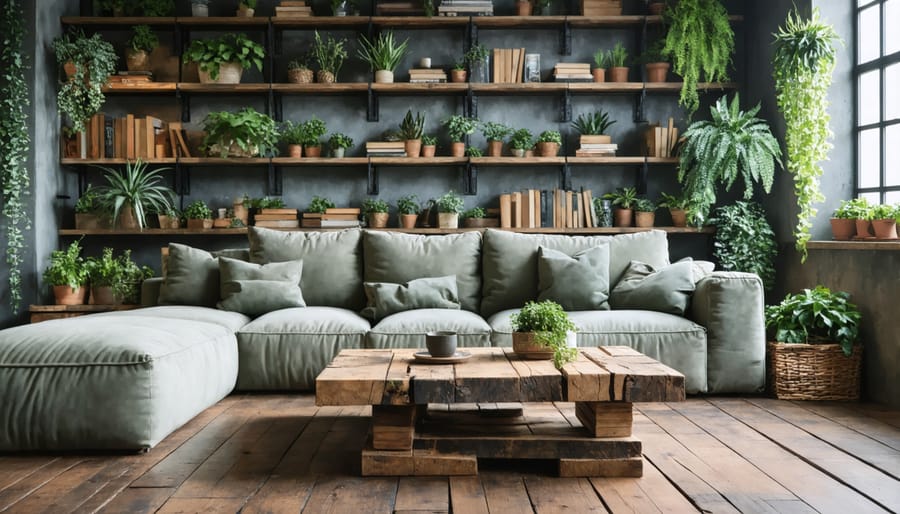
[1,0,31,313]
[52,28,117,132]
[662,0,734,116]
[772,8,840,262]
[709,201,777,291]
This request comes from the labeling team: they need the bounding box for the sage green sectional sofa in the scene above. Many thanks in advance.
[0,227,766,450]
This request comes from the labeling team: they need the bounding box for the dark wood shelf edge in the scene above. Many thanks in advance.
[59,226,712,236]
[807,240,900,251]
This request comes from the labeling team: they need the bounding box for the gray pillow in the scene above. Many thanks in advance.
[609,259,696,315]
[217,257,305,317]
[158,243,220,307]
[361,275,460,321]
[537,245,611,311]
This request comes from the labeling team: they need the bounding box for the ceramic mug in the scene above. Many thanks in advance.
[425,331,457,357]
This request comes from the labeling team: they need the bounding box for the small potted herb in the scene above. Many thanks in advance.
[603,186,638,227]
[86,248,149,305]
[450,59,467,83]
[158,206,181,229]
[508,128,533,157]
[183,33,264,84]
[298,116,327,157]
[184,199,214,229]
[509,300,577,368]
[287,56,313,84]
[536,129,562,157]
[444,115,478,157]
[640,40,670,83]
[462,206,498,228]
[126,25,158,72]
[399,110,425,158]
[465,43,490,83]
[357,31,409,83]
[396,194,420,229]
[308,195,335,214]
[571,110,616,146]
[44,240,89,305]
[465,147,483,157]
[482,121,513,157]
[657,192,691,227]
[312,31,348,83]
[74,186,111,230]
[871,203,899,239]
[421,134,438,157]
[328,132,353,158]
[237,0,256,17]
[362,198,390,228]
[200,108,278,158]
[435,190,464,229]
[633,197,657,227]
[592,48,609,82]
[608,42,629,82]
[280,120,304,158]
[831,198,870,241]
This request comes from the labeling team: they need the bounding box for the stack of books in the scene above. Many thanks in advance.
[376,1,425,15]
[575,135,617,157]
[580,0,621,15]
[275,0,312,17]
[65,113,177,160]
[438,0,493,16]
[644,118,678,158]
[408,68,447,83]
[301,208,362,228]
[366,141,406,157]
[492,48,526,83]
[254,208,300,228]
[553,62,593,82]
[107,71,152,85]
[498,189,599,229]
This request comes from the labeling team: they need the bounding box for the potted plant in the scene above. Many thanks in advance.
[399,110,425,158]
[444,115,478,157]
[608,42,629,82]
[765,286,863,400]
[831,198,870,240]
[86,247,123,305]
[312,31,348,83]
[592,48,609,82]
[633,197,656,227]
[657,192,691,227]
[466,147,483,157]
[640,40,669,83]
[280,120,305,157]
[52,29,118,132]
[462,206,498,228]
[709,201,777,291]
[516,0,532,16]
[184,199,213,229]
[287,56,314,84]
[450,59,467,83]
[74,186,111,230]
[332,0,353,16]
[298,116,327,157]
[362,198,390,228]
[603,186,637,227]
[184,33,264,84]
[191,0,209,16]
[435,190,463,228]
[421,134,438,157]
[536,130,562,157]
[201,108,278,158]
[571,110,616,146]
[482,121,513,157]
[357,31,409,83]
[465,43,490,83]
[396,194,420,229]
[126,25,158,72]
[43,240,89,305]
[157,206,181,229]
[93,159,176,230]
[678,94,782,225]
[329,132,353,158]
[871,204,898,240]
[100,0,126,16]
[237,0,256,16]
[116,250,154,305]
[307,195,335,215]
[508,128,533,157]
[509,300,577,368]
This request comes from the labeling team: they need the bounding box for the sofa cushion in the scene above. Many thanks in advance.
[158,243,225,307]
[217,257,305,316]
[236,307,369,390]
[609,260,695,315]
[537,245,610,310]
[362,275,460,322]
[367,309,492,349]
[248,227,364,310]
[363,230,482,312]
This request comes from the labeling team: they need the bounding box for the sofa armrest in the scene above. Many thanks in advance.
[141,277,163,307]
[691,271,766,393]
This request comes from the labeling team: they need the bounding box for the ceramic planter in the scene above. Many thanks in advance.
[437,212,459,229]
[450,70,467,83]
[592,68,606,83]
[125,49,150,72]
[422,145,436,157]
[237,6,255,16]
[198,62,243,84]
[288,144,302,158]
[512,332,553,360]
[368,212,389,228]
[288,68,314,83]
[645,62,669,83]
[374,70,394,83]
[829,218,855,240]
[511,148,526,157]
[53,285,86,306]
[187,218,213,230]
[90,286,119,305]
[855,219,873,238]
[450,142,466,157]
[399,213,418,229]
[191,3,209,16]
[332,147,346,158]
[613,208,633,227]
[669,209,687,228]
[405,139,422,158]
[537,141,559,157]
[487,140,503,157]
[304,145,322,157]
[609,66,629,82]
[872,219,898,239]
[634,211,655,228]
[463,217,500,228]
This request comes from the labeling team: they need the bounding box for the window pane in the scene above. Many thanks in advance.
[887,0,900,54]
[885,191,900,203]
[886,64,900,121]
[859,6,881,63]
[861,192,881,204]
[859,70,881,126]
[859,128,881,188]
[887,124,900,186]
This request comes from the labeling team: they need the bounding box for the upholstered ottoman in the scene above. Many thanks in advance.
[0,306,247,451]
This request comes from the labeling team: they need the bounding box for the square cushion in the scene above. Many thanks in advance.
[537,245,610,310]
[362,275,460,321]
[217,257,305,317]
[367,309,492,349]
[159,243,252,307]
[362,230,483,313]
[248,227,364,310]
[609,259,696,315]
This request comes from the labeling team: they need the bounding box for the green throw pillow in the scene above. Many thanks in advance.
[217,257,305,317]
[536,245,611,311]
[361,275,460,321]
[158,243,221,307]
[609,259,696,315]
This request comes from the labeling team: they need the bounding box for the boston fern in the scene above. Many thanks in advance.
[773,8,840,261]
[710,201,777,291]
[678,94,782,224]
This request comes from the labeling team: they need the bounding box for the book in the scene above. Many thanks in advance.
[255,220,301,228]
[499,193,511,228]
[261,208,299,215]
[320,219,362,228]
[325,207,361,214]
[321,213,359,221]
[254,214,298,221]
[104,117,115,158]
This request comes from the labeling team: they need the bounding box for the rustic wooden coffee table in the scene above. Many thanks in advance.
[316,346,684,477]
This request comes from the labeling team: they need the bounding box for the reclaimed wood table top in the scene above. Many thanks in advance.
[316,346,685,406]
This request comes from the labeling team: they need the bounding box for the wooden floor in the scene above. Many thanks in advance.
[0,395,898,513]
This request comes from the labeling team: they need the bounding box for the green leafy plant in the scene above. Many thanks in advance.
[765,286,861,356]
[362,198,389,214]
[396,194,420,215]
[201,108,279,157]
[399,110,425,140]
[86,247,121,288]
[657,191,691,211]
[465,147,483,157]
[677,94,782,224]
[75,186,107,215]
[229,217,246,228]
[537,130,562,144]
[603,187,638,209]
[43,239,88,289]
[510,300,578,369]
[508,128,534,150]
[357,31,409,73]
[571,110,616,135]
[115,249,153,304]
[465,43,490,65]
[247,196,285,209]
[436,190,464,213]
[608,42,628,67]
[308,195,335,213]
[463,207,486,218]
[93,159,176,229]
[773,8,840,261]
[482,121,513,142]
[240,0,258,8]
[871,203,896,221]
[183,199,213,220]
[637,39,667,64]
[633,197,656,212]
[298,116,327,147]
[128,25,158,53]
[52,29,118,131]
[662,0,734,115]
[288,56,311,72]
[593,48,610,69]
[313,31,348,77]
[710,201,777,291]
[444,115,479,142]
[833,198,871,220]
[421,134,438,146]
[183,33,264,81]
[452,59,466,71]
[328,132,353,149]
[131,0,175,16]
[100,0,125,13]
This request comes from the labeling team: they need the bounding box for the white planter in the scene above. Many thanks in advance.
[374,69,394,83]
[438,212,459,229]
[198,62,243,84]
[191,4,209,16]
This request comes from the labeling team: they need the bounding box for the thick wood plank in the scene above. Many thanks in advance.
[155,497,245,513]
[372,405,417,450]
[307,407,371,476]
[503,347,564,402]
[797,401,900,451]
[383,348,416,405]
[301,476,397,514]
[449,476,489,514]
[481,472,534,513]
[524,476,607,513]
[575,402,633,437]
[590,457,701,513]
[415,432,641,460]
[0,457,58,492]
[6,459,127,513]
[453,348,520,403]
[558,457,642,477]
[315,349,393,405]
[97,487,174,514]
[582,346,685,402]
[0,458,84,511]
[394,477,449,513]
[561,350,610,402]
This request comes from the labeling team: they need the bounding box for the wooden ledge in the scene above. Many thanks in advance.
[807,240,900,251]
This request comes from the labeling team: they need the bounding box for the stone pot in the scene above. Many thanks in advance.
[317,70,336,83]
[537,141,559,157]
[304,145,322,157]
[437,212,459,229]
[669,208,687,228]
[511,148,526,157]
[90,286,119,305]
[872,219,898,239]
[422,145,436,157]
[288,144,302,158]
[374,69,394,83]
[634,211,655,228]
[830,218,855,240]
[288,68,314,84]
[613,208,633,227]
[487,140,503,157]
[512,332,553,360]
[399,213,418,229]
[53,285,86,306]
[125,49,150,72]
[332,147,346,158]
[425,331,458,357]
[645,62,670,83]
[368,212,389,228]
[516,0,532,16]
[405,139,422,158]
[191,3,209,16]
[609,66,629,82]
[198,62,243,84]
[592,68,606,83]
[450,69,467,83]
[450,142,466,157]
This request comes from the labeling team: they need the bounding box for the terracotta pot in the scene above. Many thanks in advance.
[613,208,633,227]
[645,62,670,83]
[405,139,422,158]
[537,141,560,157]
[187,218,213,230]
[53,285,86,306]
[317,70,336,83]
[237,6,255,16]
[487,140,503,157]
[855,219,873,238]
[213,218,232,228]
[198,62,243,84]
[829,218,855,240]
[512,332,553,360]
[450,70,467,83]
[437,212,459,229]
[464,217,500,228]
[125,49,150,72]
[634,211,655,228]
[516,0,532,16]
[421,145,436,157]
[304,145,322,157]
[233,201,249,226]
[609,66,629,82]
[872,219,898,239]
[368,212,389,228]
[670,209,687,228]
[399,213,418,229]
[288,68,314,84]
[450,142,466,157]
[288,144,303,158]
[90,286,119,305]
[592,68,606,83]
[158,213,181,229]
[374,69,394,83]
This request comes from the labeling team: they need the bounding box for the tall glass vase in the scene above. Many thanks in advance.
[470,59,489,83]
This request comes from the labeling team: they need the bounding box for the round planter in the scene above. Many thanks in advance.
[767,342,862,401]
[855,219,873,238]
[463,217,500,228]
[613,208,633,227]
[634,211,655,228]
[368,212,389,228]
[125,49,150,72]
[872,219,898,239]
[450,70,467,83]
[288,144,303,158]
[437,212,459,229]
[536,141,559,157]
[421,145,436,157]
[609,66,629,82]
[512,332,553,360]
[288,68,314,84]
[487,140,503,157]
[198,62,243,84]
[191,3,209,16]
[399,213,418,229]
[53,285,86,306]
[236,6,255,16]
[316,70,336,83]
[304,145,322,157]
[425,331,458,357]
[117,205,139,230]
[450,142,466,157]
[374,69,395,83]
[90,286,119,306]
[592,68,606,83]
[187,218,213,230]
[829,218,855,240]
[405,139,422,158]
[332,147,346,158]
[209,142,259,158]
[516,0,532,16]
[645,62,670,83]
[669,208,687,228]
[511,148,526,157]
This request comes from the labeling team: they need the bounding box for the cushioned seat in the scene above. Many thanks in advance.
[0,306,246,450]
[367,309,492,349]
[236,307,369,390]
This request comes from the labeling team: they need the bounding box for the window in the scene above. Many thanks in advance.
[856,0,900,203]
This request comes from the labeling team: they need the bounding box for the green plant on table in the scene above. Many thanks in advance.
[833,198,871,220]
[537,130,562,144]
[571,110,616,135]
[313,31,348,78]
[92,159,176,229]
[128,25,158,53]
[633,197,656,212]
[183,199,213,220]
[200,108,278,157]
[52,28,118,132]
[603,187,638,209]
[444,115,478,142]
[298,116,327,147]
[421,134,438,146]
[308,195,335,213]
[677,94,782,224]
[482,121,513,142]
[86,247,121,288]
[436,190,464,213]
[399,110,426,140]
[75,186,108,215]
[328,132,353,149]
[43,239,88,289]
[452,59,466,71]
[773,8,841,261]
[608,42,629,67]
[132,0,175,16]
[183,33,264,81]
[462,206,486,219]
[765,285,861,356]
[362,198,389,214]
[396,194,420,215]
[510,300,578,369]
[357,31,409,73]
[709,201,777,291]
[247,196,285,210]
[508,128,534,150]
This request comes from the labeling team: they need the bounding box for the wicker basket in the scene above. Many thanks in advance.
[767,342,862,401]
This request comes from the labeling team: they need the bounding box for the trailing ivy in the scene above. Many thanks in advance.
[0,0,31,312]
[773,8,840,262]
[710,201,777,292]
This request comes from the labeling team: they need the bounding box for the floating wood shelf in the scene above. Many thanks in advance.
[61,156,677,166]
[177,83,271,93]
[272,157,370,166]
[59,226,714,236]
[271,83,369,94]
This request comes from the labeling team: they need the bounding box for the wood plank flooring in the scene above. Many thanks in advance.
[0,395,897,513]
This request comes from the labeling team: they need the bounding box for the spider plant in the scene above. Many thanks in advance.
[93,159,176,229]
[357,31,409,73]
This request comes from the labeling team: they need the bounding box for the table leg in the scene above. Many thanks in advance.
[372,405,418,450]
[575,401,633,437]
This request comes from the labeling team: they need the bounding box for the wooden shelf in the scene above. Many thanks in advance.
[370,16,472,28]
[61,16,176,26]
[807,240,900,251]
[370,156,468,166]
[61,158,177,165]
[471,156,566,165]
[471,83,568,94]
[271,83,369,94]
[271,16,370,28]
[61,156,678,166]
[567,82,738,93]
[176,16,270,27]
[103,82,178,94]
[59,226,713,236]
[178,157,271,166]
[566,157,678,165]
[177,83,270,93]
[371,83,470,93]
[272,157,369,166]
[59,228,249,236]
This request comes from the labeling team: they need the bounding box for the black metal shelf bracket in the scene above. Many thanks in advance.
[367,83,379,122]
[179,90,190,123]
[636,157,649,195]
[175,162,190,196]
[560,21,572,56]
[560,162,572,190]
[267,161,283,196]
[633,85,647,123]
[560,88,572,123]
[77,167,87,196]
[273,91,283,121]
[464,162,477,195]
[465,87,477,118]
[367,160,379,195]
[467,18,478,48]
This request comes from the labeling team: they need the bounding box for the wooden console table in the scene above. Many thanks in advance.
[316,346,685,477]
[29,304,140,323]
